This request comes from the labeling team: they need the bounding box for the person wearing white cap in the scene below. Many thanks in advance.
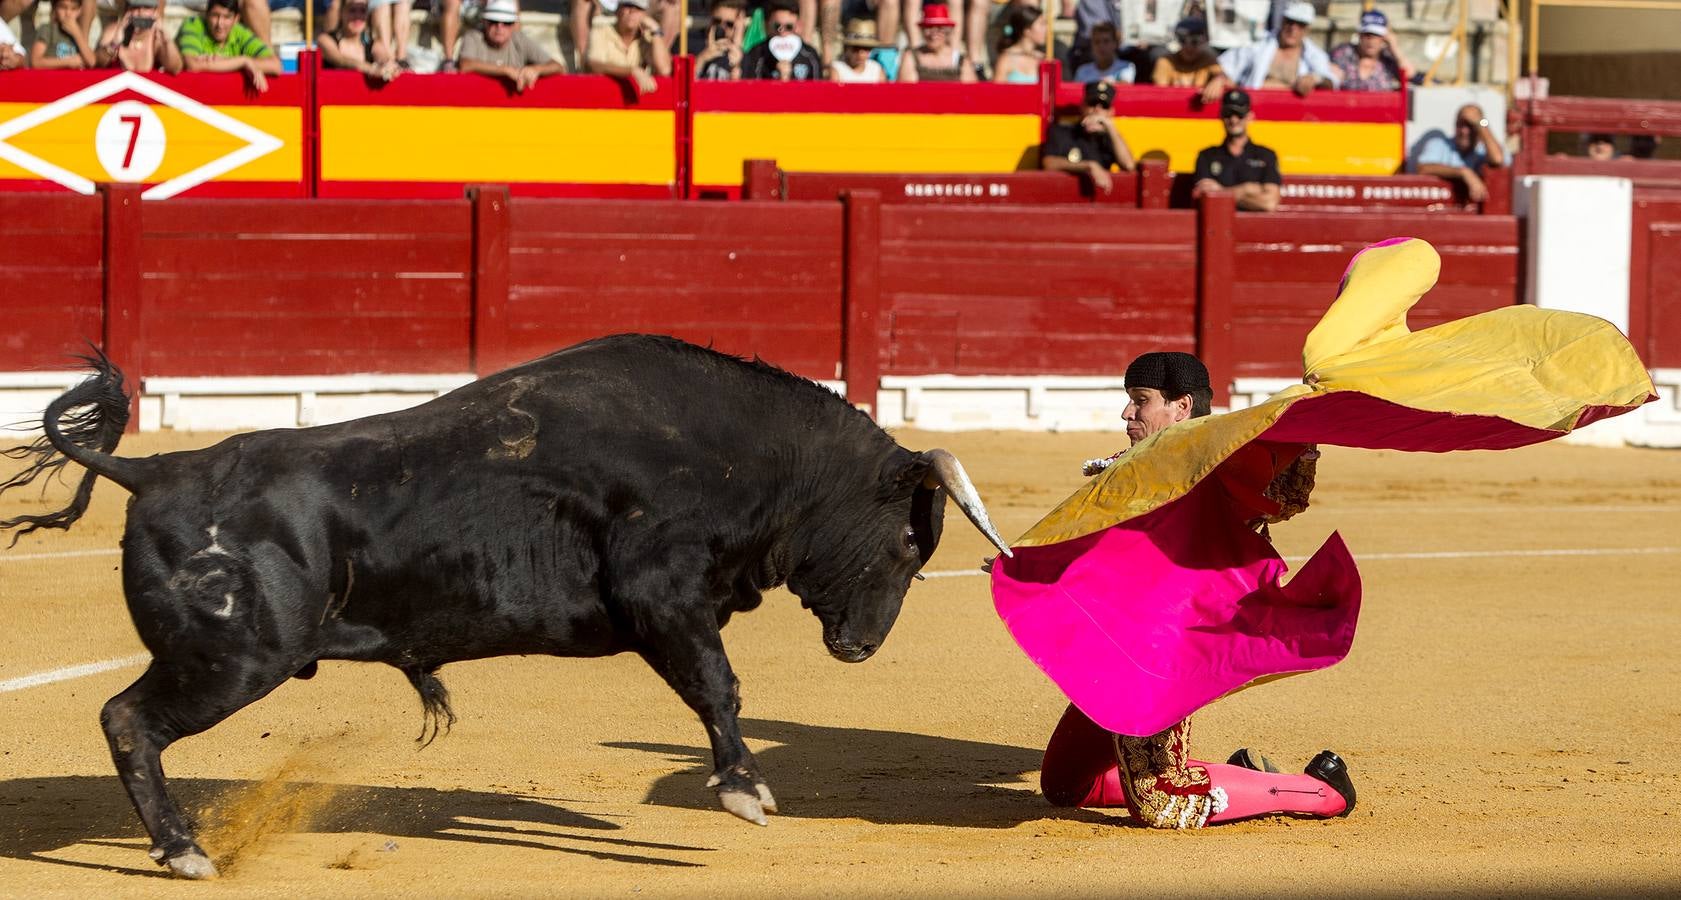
[459,0,567,93]
[1208,0,1336,98]
[586,0,672,95]
[1328,8,1412,91]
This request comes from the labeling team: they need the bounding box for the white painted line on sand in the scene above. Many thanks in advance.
[0,547,122,563]
[921,545,1680,579]
[1323,504,1676,515]
[0,653,149,694]
[4,547,1673,696]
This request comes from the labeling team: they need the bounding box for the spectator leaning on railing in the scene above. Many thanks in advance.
[30,0,98,68]
[1041,80,1136,195]
[1152,16,1219,89]
[1409,103,1504,203]
[896,4,972,82]
[1329,9,1411,91]
[318,0,401,81]
[587,0,671,94]
[460,0,566,92]
[179,0,281,90]
[1209,0,1335,100]
[100,0,183,73]
[696,0,748,80]
[741,0,822,81]
[1192,88,1282,212]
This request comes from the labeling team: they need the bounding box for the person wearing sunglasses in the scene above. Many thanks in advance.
[696,0,747,80]
[1152,16,1220,91]
[741,0,822,80]
[1041,80,1136,196]
[459,0,566,93]
[1191,88,1281,212]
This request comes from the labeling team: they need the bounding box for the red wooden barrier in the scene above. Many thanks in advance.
[1,194,1525,411]
[502,199,846,382]
[137,199,474,376]
[767,164,1148,205]
[877,205,1199,375]
[1629,189,1681,369]
[0,192,103,370]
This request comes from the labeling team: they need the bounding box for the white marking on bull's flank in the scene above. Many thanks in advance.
[0,653,150,694]
[0,548,121,563]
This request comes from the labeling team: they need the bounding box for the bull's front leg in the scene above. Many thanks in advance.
[635,620,778,825]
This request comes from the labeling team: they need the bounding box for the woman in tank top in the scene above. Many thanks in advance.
[318,0,400,81]
[897,4,975,83]
[991,3,1044,84]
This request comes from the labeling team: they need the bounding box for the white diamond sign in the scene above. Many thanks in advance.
[0,72,284,200]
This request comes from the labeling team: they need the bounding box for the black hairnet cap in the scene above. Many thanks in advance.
[1125,352,1210,395]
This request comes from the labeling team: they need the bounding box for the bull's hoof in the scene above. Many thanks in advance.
[719,788,770,826]
[165,850,220,880]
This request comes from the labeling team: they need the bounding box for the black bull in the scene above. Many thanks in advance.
[0,334,1011,879]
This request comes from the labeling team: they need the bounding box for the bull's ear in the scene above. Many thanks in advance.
[909,483,944,562]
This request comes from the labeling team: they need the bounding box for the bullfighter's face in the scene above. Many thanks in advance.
[1124,387,1193,445]
[789,462,947,664]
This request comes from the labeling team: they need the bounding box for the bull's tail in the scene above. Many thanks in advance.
[1,349,147,545]
[404,666,457,748]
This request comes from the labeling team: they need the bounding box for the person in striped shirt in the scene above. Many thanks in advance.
[178,0,281,92]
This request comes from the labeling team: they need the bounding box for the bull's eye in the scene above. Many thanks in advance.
[902,524,917,554]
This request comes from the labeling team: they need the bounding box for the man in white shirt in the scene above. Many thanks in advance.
[1211,0,1335,97]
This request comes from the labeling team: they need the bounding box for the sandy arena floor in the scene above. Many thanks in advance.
[1,427,1677,897]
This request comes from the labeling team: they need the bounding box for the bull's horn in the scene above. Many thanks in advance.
[922,449,1012,558]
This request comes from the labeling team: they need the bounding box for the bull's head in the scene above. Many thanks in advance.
[789,449,1011,663]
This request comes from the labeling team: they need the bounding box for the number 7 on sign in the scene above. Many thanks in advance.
[96,101,166,182]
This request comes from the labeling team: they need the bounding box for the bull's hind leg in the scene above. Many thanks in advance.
[101,653,298,878]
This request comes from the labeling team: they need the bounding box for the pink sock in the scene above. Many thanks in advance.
[1199,761,1348,823]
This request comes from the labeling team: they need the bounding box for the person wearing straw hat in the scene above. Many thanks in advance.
[830,18,887,81]
[897,3,973,82]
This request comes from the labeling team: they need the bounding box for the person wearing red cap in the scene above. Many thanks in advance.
[896,3,975,82]
[1041,350,1357,830]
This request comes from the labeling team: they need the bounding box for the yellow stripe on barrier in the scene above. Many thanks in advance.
[692,112,1044,186]
[321,107,676,185]
[0,102,300,184]
[1117,117,1404,176]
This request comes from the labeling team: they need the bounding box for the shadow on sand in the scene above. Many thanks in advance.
[0,775,712,877]
[606,717,1110,829]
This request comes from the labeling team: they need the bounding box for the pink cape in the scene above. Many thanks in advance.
[990,393,1636,738]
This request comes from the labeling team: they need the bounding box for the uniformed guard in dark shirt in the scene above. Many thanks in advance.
[1041,80,1136,195]
[1192,89,1283,211]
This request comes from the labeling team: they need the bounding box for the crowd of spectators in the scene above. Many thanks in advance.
[0,0,1669,203]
